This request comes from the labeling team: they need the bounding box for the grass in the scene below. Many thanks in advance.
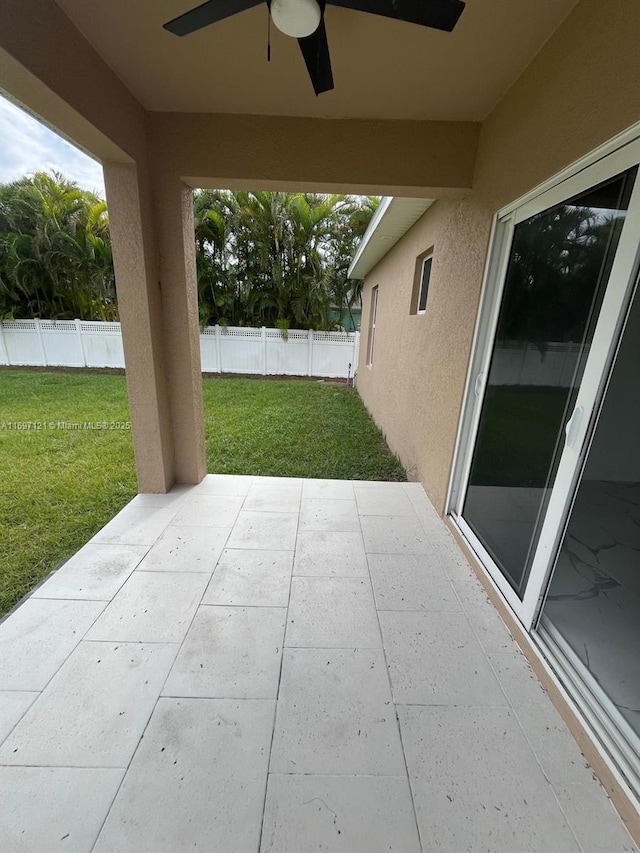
[0,370,404,615]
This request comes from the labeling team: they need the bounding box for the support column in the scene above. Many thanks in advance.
[152,175,207,485]
[103,162,175,492]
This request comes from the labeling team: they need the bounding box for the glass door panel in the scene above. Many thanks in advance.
[540,279,640,740]
[462,170,636,598]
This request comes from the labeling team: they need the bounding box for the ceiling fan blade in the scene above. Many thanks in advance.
[298,18,334,95]
[328,0,465,32]
[164,0,263,36]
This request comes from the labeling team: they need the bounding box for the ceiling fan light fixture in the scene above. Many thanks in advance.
[270,0,322,38]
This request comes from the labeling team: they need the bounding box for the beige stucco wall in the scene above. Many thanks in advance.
[357,0,640,513]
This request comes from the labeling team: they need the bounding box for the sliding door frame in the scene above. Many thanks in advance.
[446,126,640,631]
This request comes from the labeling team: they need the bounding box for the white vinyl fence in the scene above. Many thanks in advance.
[0,319,360,379]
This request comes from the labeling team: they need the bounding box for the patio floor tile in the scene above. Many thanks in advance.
[260,774,422,853]
[32,543,148,600]
[0,766,124,853]
[0,641,177,767]
[270,648,405,775]
[190,473,255,496]
[302,478,356,500]
[368,553,460,612]
[1,476,634,852]
[360,515,435,555]
[86,571,209,643]
[355,485,416,516]
[379,610,506,705]
[299,498,360,532]
[92,698,274,853]
[243,482,302,513]
[170,495,244,527]
[0,691,38,744]
[226,510,298,550]
[293,530,368,576]
[488,651,594,785]
[90,506,178,546]
[398,704,582,853]
[0,598,105,691]
[286,576,381,648]
[163,605,286,699]
[136,525,230,573]
[203,548,293,606]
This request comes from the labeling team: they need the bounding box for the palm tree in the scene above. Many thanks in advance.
[0,172,116,320]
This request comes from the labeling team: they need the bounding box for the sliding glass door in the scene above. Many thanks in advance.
[463,170,635,599]
[538,278,640,786]
[449,131,640,794]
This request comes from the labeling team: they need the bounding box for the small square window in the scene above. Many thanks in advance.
[417,255,432,314]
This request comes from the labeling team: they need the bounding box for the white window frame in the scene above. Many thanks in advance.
[366,285,379,366]
[445,124,640,631]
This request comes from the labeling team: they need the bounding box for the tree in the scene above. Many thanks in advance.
[0,172,116,320]
[193,190,378,330]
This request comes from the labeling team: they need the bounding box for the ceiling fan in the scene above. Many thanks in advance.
[164,0,465,96]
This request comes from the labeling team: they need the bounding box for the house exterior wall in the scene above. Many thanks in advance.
[357,0,640,513]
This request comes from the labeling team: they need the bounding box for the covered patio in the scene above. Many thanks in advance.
[0,476,632,851]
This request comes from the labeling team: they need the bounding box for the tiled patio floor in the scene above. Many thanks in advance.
[0,476,636,852]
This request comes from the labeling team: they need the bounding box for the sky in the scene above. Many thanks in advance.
[0,93,105,196]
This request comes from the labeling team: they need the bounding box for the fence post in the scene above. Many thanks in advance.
[262,327,267,376]
[0,321,9,365]
[307,328,314,376]
[75,318,88,367]
[353,332,360,386]
[34,318,47,366]
[215,325,222,373]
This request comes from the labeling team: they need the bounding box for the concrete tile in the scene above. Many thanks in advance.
[294,531,368,576]
[226,511,298,550]
[163,605,286,699]
[190,474,254,496]
[368,553,460,611]
[270,648,405,775]
[0,766,124,853]
[254,475,302,486]
[129,486,193,507]
[91,506,177,546]
[203,549,293,606]
[299,498,360,532]
[0,598,105,691]
[302,479,356,500]
[399,704,581,853]
[554,782,639,853]
[0,641,177,767]
[0,691,38,743]
[466,598,517,654]
[136,525,230,573]
[32,544,148,600]
[243,482,302,513]
[355,485,417,516]
[286,577,381,648]
[261,774,422,853]
[86,571,209,643]
[92,698,274,853]
[360,515,434,555]
[379,611,506,705]
[489,652,595,785]
[170,495,244,528]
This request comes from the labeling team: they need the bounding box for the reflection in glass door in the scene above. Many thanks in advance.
[462,170,636,598]
[540,278,640,747]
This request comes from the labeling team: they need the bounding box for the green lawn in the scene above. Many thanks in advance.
[0,370,404,615]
